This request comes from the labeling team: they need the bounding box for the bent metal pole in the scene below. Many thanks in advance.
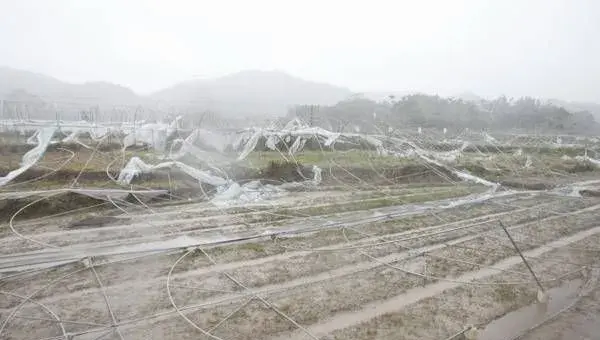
[499,220,544,292]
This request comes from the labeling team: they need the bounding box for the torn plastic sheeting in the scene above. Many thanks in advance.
[392,149,417,158]
[324,132,340,147]
[212,182,243,202]
[283,118,306,130]
[455,170,499,190]
[231,129,253,151]
[212,165,323,205]
[416,152,499,191]
[285,127,342,150]
[1,120,152,137]
[173,143,233,166]
[265,135,280,151]
[64,122,111,140]
[237,129,263,160]
[26,131,39,145]
[212,181,287,206]
[235,126,343,160]
[168,131,235,167]
[117,157,227,186]
[234,123,469,171]
[575,155,600,166]
[122,116,181,151]
[292,127,342,143]
[62,122,111,148]
[311,165,322,184]
[441,187,512,208]
[483,132,497,143]
[364,136,387,156]
[0,127,57,187]
[122,124,168,150]
[196,128,232,153]
[432,149,461,163]
[176,162,227,186]
[169,128,234,158]
[117,157,156,184]
[413,140,468,164]
[168,129,200,159]
[289,137,307,155]
[166,116,182,138]
[279,164,323,189]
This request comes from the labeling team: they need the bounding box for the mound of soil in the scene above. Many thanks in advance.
[67,216,124,229]
[0,167,109,184]
[230,162,458,186]
[321,163,459,185]
[580,189,600,197]
[261,160,313,182]
[500,179,555,190]
[0,192,106,221]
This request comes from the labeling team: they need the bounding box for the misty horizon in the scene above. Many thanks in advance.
[2,0,600,103]
[1,67,352,97]
[2,66,598,106]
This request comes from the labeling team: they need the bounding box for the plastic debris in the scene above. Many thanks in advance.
[0,127,57,187]
[117,157,227,186]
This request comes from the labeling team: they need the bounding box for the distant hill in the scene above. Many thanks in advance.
[0,68,353,120]
[0,67,142,120]
[0,67,140,106]
[152,70,353,117]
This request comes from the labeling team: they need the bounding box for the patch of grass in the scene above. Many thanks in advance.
[0,191,107,221]
[262,160,309,182]
[567,161,597,173]
[9,177,183,191]
[276,303,292,314]
[238,242,266,253]
[459,162,501,177]
[240,186,480,225]
[493,284,518,303]
[244,150,410,169]
[296,187,477,215]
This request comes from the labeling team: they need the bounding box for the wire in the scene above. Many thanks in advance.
[166,249,227,340]
[89,257,124,340]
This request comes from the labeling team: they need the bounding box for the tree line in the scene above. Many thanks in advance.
[289,94,599,134]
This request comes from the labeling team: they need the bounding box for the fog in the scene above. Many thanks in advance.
[1,0,599,101]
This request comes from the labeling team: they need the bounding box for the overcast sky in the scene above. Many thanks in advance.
[1,0,599,101]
